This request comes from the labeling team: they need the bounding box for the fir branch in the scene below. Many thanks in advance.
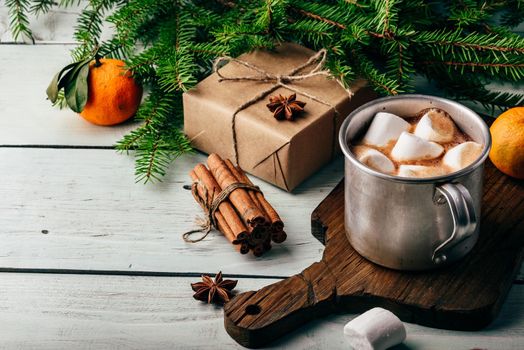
[448,1,491,28]
[58,0,83,7]
[133,127,192,183]
[324,56,357,90]
[132,124,192,184]
[420,61,524,69]
[71,0,118,60]
[134,133,166,183]
[372,0,399,34]
[214,0,236,8]
[187,42,229,57]
[287,18,334,46]
[116,89,191,183]
[289,6,345,30]
[419,59,524,82]
[290,0,363,24]
[288,4,392,40]
[124,48,158,83]
[350,48,401,95]
[5,0,34,42]
[30,0,55,16]
[414,29,524,54]
[384,39,414,90]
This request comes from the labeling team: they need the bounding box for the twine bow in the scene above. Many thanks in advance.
[183,181,262,243]
[213,48,353,166]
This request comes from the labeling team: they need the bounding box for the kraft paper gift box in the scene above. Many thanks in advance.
[183,43,376,191]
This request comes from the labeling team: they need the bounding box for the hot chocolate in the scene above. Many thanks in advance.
[351,108,483,178]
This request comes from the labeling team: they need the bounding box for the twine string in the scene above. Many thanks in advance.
[183,181,262,243]
[213,49,353,166]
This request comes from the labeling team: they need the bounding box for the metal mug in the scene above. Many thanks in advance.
[339,95,492,270]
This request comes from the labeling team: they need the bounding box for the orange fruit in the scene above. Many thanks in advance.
[80,58,142,126]
[489,107,524,179]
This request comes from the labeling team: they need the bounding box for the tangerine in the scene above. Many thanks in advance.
[80,58,142,126]
[489,107,524,179]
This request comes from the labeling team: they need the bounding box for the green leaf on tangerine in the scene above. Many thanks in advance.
[46,62,78,103]
[57,59,91,91]
[65,62,90,113]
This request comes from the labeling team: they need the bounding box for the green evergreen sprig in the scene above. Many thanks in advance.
[116,87,193,183]
[6,0,524,183]
[5,0,34,42]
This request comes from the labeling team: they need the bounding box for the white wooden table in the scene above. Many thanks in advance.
[1,6,523,349]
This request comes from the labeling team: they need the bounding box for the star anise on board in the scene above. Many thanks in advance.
[191,271,238,304]
[266,93,306,121]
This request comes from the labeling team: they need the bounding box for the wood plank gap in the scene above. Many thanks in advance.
[0,42,77,45]
[0,267,288,280]
[0,144,115,149]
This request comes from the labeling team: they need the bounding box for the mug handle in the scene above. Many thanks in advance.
[432,183,478,264]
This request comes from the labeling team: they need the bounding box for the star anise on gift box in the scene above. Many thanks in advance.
[191,271,238,304]
[266,93,306,121]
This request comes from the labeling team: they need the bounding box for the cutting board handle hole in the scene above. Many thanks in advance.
[245,304,261,315]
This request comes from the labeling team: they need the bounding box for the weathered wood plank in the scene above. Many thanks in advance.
[2,147,523,278]
[0,273,522,349]
[0,148,341,275]
[0,45,138,146]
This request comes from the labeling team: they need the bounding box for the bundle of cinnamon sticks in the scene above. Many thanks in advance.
[188,153,286,256]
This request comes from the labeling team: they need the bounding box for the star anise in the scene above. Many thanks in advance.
[191,271,238,304]
[266,93,306,121]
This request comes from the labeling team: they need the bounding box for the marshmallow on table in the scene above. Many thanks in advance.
[414,109,457,143]
[343,307,407,350]
[391,132,444,162]
[362,112,410,147]
[443,141,483,172]
[353,146,395,174]
[398,164,446,178]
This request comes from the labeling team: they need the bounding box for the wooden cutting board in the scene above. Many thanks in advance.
[224,160,524,348]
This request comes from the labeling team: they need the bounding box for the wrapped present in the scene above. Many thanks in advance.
[183,43,376,191]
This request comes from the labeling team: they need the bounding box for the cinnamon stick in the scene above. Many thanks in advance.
[225,159,268,220]
[253,243,265,257]
[263,238,272,252]
[207,154,267,227]
[192,164,248,241]
[224,159,270,244]
[250,226,268,244]
[228,160,284,233]
[271,230,287,244]
[239,241,250,255]
[189,170,240,251]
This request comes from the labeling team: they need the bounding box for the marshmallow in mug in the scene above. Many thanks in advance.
[353,146,395,174]
[391,132,444,162]
[414,109,457,143]
[398,164,446,178]
[362,112,410,147]
[443,141,483,172]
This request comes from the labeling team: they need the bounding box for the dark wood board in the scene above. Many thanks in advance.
[224,160,524,348]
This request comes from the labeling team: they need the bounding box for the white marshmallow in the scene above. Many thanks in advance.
[343,308,407,350]
[414,109,456,143]
[443,141,483,172]
[397,165,446,178]
[362,112,410,148]
[391,132,444,161]
[353,146,395,174]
